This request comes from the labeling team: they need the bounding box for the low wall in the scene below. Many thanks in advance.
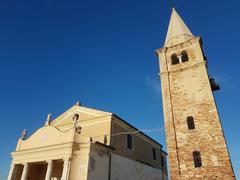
[88,151,165,180]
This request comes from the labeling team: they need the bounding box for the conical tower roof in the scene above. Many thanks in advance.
[164,8,194,47]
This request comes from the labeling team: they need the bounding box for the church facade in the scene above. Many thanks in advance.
[7,103,168,180]
[156,8,235,180]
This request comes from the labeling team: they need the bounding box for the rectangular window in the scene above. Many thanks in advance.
[193,151,202,167]
[152,148,156,160]
[127,134,133,150]
[187,116,195,130]
[161,156,164,167]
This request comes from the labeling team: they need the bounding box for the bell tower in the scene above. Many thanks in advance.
[156,8,235,179]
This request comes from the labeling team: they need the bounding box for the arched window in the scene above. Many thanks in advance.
[193,151,202,167]
[181,51,189,62]
[171,54,179,65]
[187,116,195,130]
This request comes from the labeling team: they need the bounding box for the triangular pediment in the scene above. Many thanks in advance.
[51,105,112,129]
[17,126,73,150]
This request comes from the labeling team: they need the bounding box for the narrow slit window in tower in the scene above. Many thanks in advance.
[193,151,202,167]
[187,116,195,130]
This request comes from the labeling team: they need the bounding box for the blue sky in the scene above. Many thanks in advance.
[0,0,240,178]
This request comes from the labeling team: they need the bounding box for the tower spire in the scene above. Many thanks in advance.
[164,8,194,47]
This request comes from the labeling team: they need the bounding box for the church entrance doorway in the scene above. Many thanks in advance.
[51,160,64,180]
[27,162,47,180]
[13,164,24,180]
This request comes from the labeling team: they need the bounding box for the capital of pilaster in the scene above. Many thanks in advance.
[10,163,15,167]
[22,162,29,166]
[46,159,53,164]
[63,157,70,162]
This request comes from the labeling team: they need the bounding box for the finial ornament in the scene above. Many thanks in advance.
[75,101,81,106]
[171,0,175,10]
[45,113,52,126]
[72,113,80,129]
[104,135,108,145]
[89,137,93,143]
[73,113,80,121]
[21,129,27,140]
